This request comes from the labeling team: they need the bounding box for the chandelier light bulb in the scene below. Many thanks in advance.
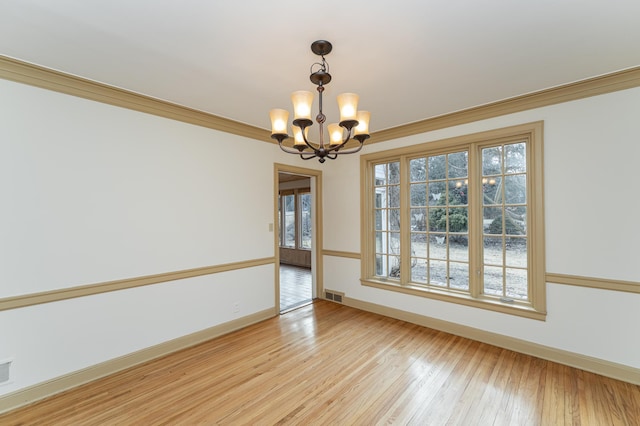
[269,108,289,134]
[337,93,359,122]
[328,123,343,145]
[291,91,314,120]
[293,126,308,146]
[353,111,370,136]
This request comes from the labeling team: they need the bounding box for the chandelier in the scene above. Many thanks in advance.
[269,40,370,163]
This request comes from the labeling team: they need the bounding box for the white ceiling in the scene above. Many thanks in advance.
[1,0,639,133]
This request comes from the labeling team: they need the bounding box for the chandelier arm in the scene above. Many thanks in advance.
[325,153,338,160]
[277,140,310,155]
[328,141,365,155]
[296,122,321,152]
[299,153,319,160]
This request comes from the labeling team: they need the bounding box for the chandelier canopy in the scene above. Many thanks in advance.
[270,40,370,163]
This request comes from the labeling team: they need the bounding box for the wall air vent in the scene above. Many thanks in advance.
[0,359,12,384]
[324,290,345,304]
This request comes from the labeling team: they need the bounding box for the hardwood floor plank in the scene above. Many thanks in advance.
[1,300,639,425]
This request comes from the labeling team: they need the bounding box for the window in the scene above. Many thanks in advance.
[279,189,312,250]
[361,122,545,319]
[300,192,312,249]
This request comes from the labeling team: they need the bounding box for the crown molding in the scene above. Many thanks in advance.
[370,66,640,143]
[0,55,272,143]
[3,55,639,146]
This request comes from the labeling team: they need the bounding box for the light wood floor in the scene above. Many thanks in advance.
[2,301,639,425]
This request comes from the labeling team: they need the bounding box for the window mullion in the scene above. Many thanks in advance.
[399,156,411,284]
[468,144,482,298]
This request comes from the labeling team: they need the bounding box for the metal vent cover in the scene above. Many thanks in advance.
[0,359,11,384]
[324,290,344,304]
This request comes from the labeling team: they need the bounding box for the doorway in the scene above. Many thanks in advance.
[274,164,323,314]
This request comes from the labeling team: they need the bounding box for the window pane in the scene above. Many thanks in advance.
[376,254,387,276]
[375,231,386,253]
[483,207,503,234]
[411,258,428,283]
[389,209,401,231]
[428,155,446,180]
[429,260,447,286]
[484,266,503,296]
[506,206,527,234]
[449,207,468,232]
[506,268,528,299]
[428,208,447,232]
[448,151,468,178]
[484,236,503,266]
[299,193,312,249]
[375,210,385,231]
[411,233,427,257]
[429,234,447,259]
[389,255,401,278]
[505,142,526,174]
[389,232,401,254]
[505,174,526,204]
[482,146,503,175]
[283,194,295,248]
[506,237,527,267]
[411,208,426,231]
[483,177,502,205]
[449,262,469,291]
[505,213,526,236]
[374,163,387,186]
[375,187,387,208]
[389,162,400,184]
[429,182,446,205]
[449,235,468,262]
[410,157,427,182]
[448,180,468,205]
[389,185,400,208]
[410,183,427,207]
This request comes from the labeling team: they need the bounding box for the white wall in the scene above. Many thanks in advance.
[0,79,287,396]
[324,86,640,369]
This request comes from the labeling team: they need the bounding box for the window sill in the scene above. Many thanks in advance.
[360,278,547,321]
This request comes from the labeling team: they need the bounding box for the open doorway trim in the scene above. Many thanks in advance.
[274,163,323,315]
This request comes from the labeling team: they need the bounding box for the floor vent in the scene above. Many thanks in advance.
[324,290,344,304]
